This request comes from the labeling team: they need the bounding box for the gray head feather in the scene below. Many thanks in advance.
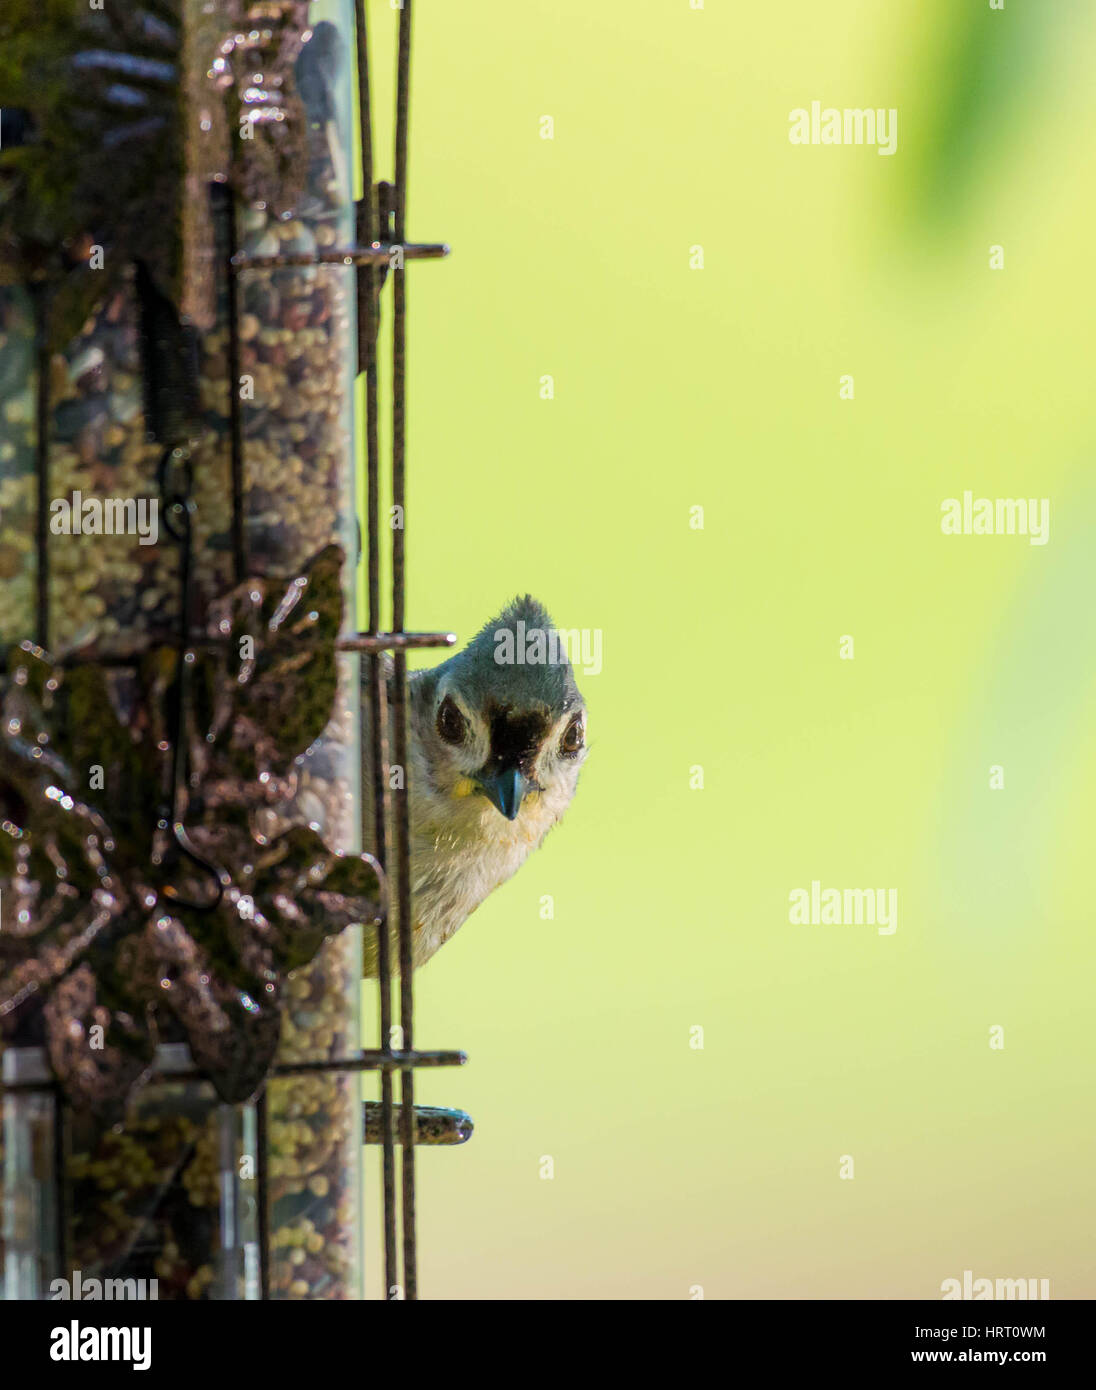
[419,595,583,716]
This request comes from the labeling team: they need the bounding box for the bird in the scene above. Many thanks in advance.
[285,595,588,975]
[369,594,588,975]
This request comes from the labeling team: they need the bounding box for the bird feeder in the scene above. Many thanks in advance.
[0,0,464,1301]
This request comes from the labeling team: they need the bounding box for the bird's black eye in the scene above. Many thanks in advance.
[560,717,583,757]
[436,695,467,745]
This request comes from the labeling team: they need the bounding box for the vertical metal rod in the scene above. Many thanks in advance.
[216,1103,238,1298]
[32,285,51,649]
[256,1085,271,1301]
[223,187,248,585]
[354,0,399,1300]
[157,445,196,843]
[392,0,417,1303]
[51,1085,67,1283]
[368,663,396,1296]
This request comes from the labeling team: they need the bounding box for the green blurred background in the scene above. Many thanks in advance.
[358,0,1096,1298]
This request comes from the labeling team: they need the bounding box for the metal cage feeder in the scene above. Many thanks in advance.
[0,0,463,1301]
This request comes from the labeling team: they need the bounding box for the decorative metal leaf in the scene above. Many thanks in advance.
[0,546,381,1121]
[195,542,344,789]
[0,0,311,343]
[44,965,157,1122]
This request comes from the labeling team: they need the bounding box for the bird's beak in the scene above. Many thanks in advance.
[476,765,528,821]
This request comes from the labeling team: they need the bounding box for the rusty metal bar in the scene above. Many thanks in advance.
[391,0,418,1304]
[1,1050,468,1094]
[354,0,399,1303]
[338,631,455,652]
[32,283,51,650]
[232,242,447,270]
[51,1084,67,1288]
[0,631,455,674]
[364,1103,473,1147]
[276,1049,465,1074]
[255,1086,271,1301]
[222,185,248,585]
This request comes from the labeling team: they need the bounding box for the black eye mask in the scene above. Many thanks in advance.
[483,705,550,779]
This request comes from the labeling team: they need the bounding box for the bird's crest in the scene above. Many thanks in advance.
[432,595,583,715]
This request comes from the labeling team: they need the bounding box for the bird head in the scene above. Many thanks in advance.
[413,596,587,823]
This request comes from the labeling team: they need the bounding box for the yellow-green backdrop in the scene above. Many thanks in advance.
[359,0,1096,1299]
